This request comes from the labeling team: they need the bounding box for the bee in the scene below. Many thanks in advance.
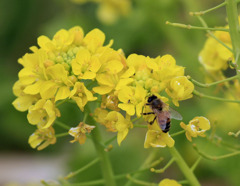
[143,95,182,133]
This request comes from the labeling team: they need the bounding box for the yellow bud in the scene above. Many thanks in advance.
[69,75,77,84]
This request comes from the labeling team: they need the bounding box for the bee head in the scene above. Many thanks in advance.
[147,95,157,103]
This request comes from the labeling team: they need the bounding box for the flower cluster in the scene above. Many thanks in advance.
[92,52,194,145]
[13,26,195,149]
[71,0,131,25]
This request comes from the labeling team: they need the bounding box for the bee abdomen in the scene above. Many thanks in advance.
[162,118,171,133]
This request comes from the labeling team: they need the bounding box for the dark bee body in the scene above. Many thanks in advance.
[143,95,182,133]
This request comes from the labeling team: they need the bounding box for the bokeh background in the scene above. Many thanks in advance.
[1,0,240,185]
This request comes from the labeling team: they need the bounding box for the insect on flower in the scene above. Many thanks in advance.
[143,95,182,133]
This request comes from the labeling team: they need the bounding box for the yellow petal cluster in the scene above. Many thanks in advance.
[12,26,125,149]
[180,116,210,142]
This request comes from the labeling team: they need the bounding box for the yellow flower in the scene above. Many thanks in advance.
[18,49,48,95]
[118,85,147,117]
[68,26,84,45]
[93,70,134,95]
[101,94,120,111]
[93,108,109,125]
[165,76,194,106]
[69,122,95,144]
[12,80,39,111]
[70,82,97,111]
[199,29,233,72]
[40,64,73,102]
[27,99,60,129]
[82,28,105,53]
[38,28,75,52]
[144,123,175,148]
[180,116,210,142]
[159,178,181,186]
[72,48,101,80]
[152,55,185,89]
[28,127,56,150]
[105,111,133,145]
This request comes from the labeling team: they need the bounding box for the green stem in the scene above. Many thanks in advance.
[133,124,148,128]
[151,157,175,173]
[193,143,240,160]
[166,21,229,32]
[170,130,185,137]
[193,90,240,103]
[191,156,202,171]
[189,75,239,88]
[124,149,158,186]
[88,116,116,186]
[55,132,69,138]
[226,0,240,67]
[71,179,104,186]
[189,2,226,16]
[64,158,100,179]
[54,120,71,130]
[168,146,201,186]
[72,158,163,186]
[228,130,240,137]
[104,135,117,145]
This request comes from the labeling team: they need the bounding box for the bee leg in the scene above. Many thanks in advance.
[142,112,155,115]
[149,116,156,125]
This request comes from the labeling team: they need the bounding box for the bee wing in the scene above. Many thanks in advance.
[169,107,182,120]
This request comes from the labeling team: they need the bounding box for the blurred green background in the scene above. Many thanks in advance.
[1,0,240,185]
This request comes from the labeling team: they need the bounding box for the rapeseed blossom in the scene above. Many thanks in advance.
[69,122,95,144]
[180,116,211,142]
[13,26,196,149]
[199,27,233,74]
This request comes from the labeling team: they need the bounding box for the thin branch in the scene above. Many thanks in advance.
[166,21,229,32]
[170,130,185,137]
[189,75,239,88]
[64,158,100,179]
[193,90,240,103]
[134,124,148,128]
[193,144,240,160]
[189,2,227,16]
[228,130,240,138]
[191,156,202,171]
[151,157,175,173]
[55,132,69,138]
[54,120,71,130]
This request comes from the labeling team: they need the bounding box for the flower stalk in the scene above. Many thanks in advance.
[225,0,240,67]
[87,114,116,186]
[168,146,201,186]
